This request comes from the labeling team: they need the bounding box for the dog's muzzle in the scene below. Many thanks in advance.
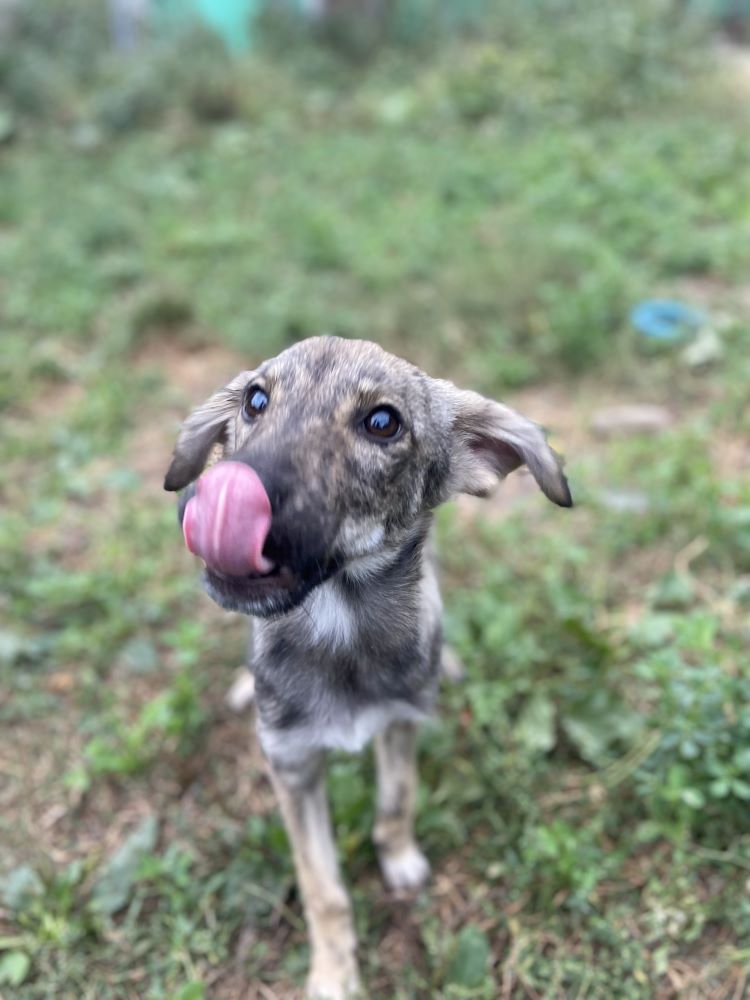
[179,455,341,617]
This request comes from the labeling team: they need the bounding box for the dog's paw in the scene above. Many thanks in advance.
[225,668,255,713]
[306,965,361,1000]
[380,843,431,892]
[441,645,466,683]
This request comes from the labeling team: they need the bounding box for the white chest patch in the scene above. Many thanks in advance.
[304,583,354,648]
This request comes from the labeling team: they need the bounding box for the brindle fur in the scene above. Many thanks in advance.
[164,336,571,999]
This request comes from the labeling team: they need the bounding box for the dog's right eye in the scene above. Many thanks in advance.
[242,386,269,421]
[363,406,402,441]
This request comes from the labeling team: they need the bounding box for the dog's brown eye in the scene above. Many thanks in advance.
[363,406,401,441]
[242,386,269,421]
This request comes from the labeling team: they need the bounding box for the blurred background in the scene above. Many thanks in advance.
[1,2,750,997]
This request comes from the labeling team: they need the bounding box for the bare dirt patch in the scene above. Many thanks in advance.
[133,339,247,402]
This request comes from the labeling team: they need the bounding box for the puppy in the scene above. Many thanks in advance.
[164,336,571,999]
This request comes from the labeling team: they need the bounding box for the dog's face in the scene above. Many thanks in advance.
[164,336,571,616]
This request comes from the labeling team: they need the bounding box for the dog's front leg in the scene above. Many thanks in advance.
[373,720,430,891]
[267,753,361,1000]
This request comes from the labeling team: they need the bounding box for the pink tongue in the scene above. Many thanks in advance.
[183,462,273,577]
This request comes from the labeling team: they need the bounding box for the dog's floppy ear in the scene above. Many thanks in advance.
[446,386,572,507]
[164,372,253,492]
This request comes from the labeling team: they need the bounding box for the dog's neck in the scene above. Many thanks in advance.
[253,513,436,657]
[295,514,432,651]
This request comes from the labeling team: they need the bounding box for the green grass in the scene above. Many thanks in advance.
[2,2,750,996]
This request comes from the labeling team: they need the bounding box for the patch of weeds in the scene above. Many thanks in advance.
[442,516,635,769]
[443,925,490,992]
[130,289,195,342]
[1,812,294,998]
[441,0,709,124]
[519,817,613,910]
[630,611,750,843]
[0,860,99,988]
[68,668,207,790]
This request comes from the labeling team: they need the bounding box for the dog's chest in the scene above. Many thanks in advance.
[303,585,358,649]
[250,575,442,764]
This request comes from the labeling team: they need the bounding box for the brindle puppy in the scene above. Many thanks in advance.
[164,336,571,999]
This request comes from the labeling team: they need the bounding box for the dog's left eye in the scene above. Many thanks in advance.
[242,386,269,421]
[363,406,401,441]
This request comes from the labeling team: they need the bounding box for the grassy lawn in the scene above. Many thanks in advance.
[1,2,750,997]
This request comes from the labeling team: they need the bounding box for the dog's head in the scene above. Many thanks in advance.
[164,336,571,616]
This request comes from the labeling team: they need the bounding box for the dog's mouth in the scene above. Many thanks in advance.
[205,561,296,593]
[202,560,328,616]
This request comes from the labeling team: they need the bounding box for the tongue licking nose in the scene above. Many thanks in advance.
[182,462,274,577]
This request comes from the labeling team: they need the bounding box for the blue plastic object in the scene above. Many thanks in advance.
[630,300,706,343]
